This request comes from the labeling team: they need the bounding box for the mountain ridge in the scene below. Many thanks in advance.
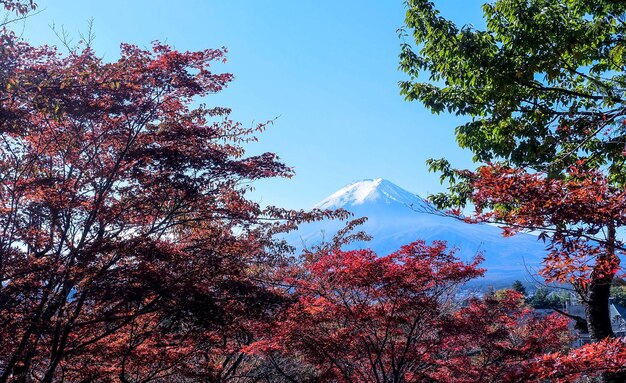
[286,178,548,286]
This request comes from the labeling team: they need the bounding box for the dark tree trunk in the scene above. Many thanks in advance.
[586,281,625,383]
[585,223,624,383]
[585,279,614,341]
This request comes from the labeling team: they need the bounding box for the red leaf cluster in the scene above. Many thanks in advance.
[0,30,316,382]
[531,338,626,382]
[469,163,625,285]
[0,0,35,15]
[247,242,575,383]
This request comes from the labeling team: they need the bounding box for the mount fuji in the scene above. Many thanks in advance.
[285,178,548,286]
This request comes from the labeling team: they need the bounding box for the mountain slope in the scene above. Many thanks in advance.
[285,178,547,285]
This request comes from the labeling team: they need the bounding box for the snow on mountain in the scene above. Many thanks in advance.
[314,178,435,213]
[284,178,548,286]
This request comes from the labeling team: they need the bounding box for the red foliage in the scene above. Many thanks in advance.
[247,242,574,383]
[531,338,626,383]
[437,290,571,383]
[0,29,318,382]
[468,163,625,286]
[0,0,36,15]
[461,162,626,379]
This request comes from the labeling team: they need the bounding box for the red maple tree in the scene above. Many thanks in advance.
[246,241,574,383]
[445,162,626,382]
[465,163,625,340]
[0,2,336,381]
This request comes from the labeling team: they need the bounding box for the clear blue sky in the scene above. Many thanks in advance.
[20,0,487,209]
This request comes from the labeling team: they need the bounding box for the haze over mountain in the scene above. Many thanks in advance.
[286,178,548,285]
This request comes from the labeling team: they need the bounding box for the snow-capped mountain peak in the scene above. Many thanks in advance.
[286,178,547,285]
[313,178,434,213]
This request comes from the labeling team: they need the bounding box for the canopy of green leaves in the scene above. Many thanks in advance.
[401,0,626,184]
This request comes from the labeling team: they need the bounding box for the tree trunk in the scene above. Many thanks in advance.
[585,223,624,383]
[585,279,614,341]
